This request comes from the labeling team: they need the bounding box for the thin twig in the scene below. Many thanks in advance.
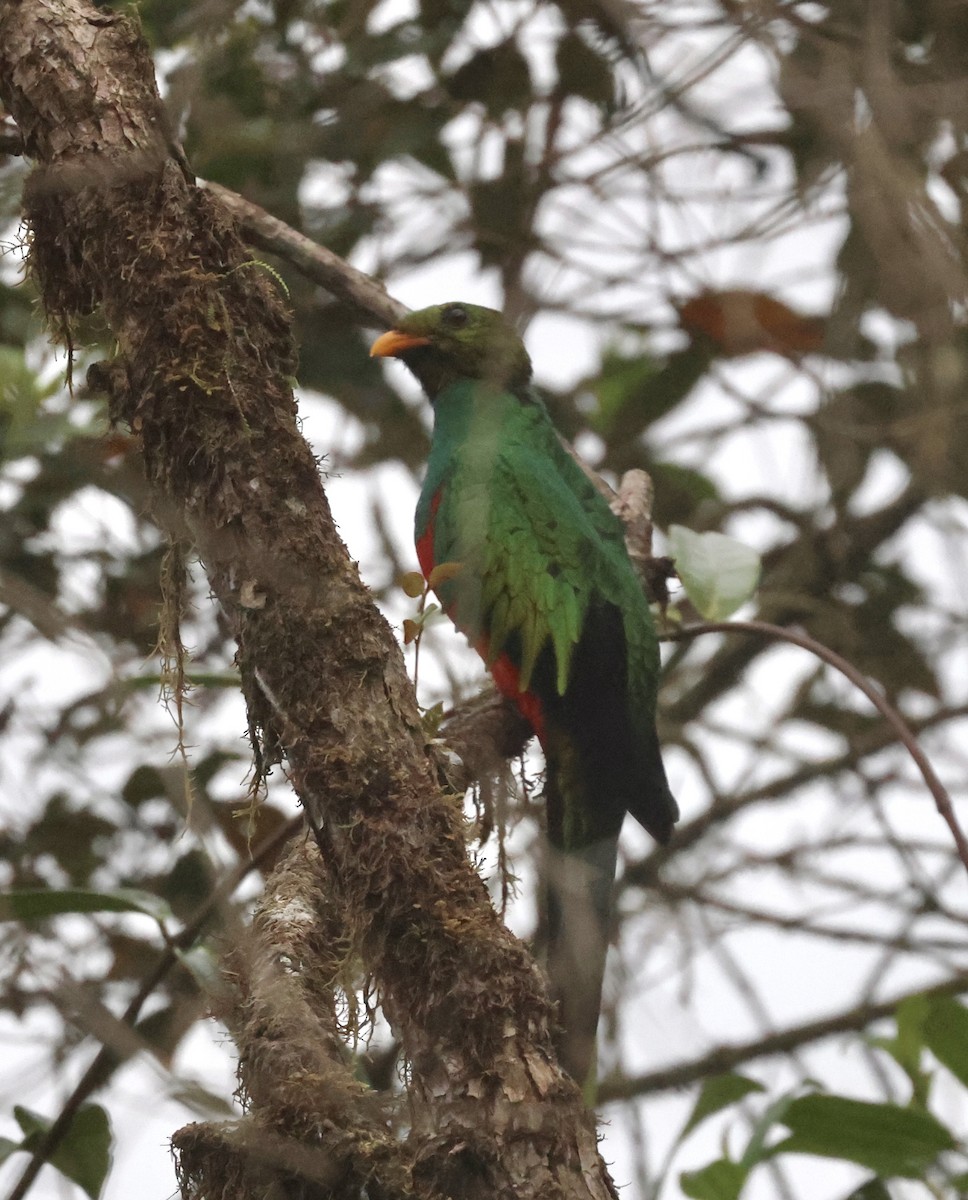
[669,619,968,878]
[598,970,968,1104]
[5,813,305,1200]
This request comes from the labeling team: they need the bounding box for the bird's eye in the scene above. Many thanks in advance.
[441,304,468,329]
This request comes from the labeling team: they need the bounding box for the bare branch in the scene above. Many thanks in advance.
[670,619,968,877]
[207,183,406,330]
[599,972,968,1104]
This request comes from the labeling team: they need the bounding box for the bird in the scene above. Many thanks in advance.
[370,302,678,1088]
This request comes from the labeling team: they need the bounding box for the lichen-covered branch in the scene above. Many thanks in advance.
[0,2,615,1197]
[174,839,413,1200]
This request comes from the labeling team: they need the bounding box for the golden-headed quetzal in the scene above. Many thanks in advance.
[371,302,678,1086]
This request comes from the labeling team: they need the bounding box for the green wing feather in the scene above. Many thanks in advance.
[429,384,660,716]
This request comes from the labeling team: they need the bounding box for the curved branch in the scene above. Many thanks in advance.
[670,619,968,877]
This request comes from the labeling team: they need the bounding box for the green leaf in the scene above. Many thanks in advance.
[923,994,968,1089]
[739,1088,800,1169]
[870,993,930,1104]
[53,1105,112,1200]
[590,342,713,443]
[668,526,762,619]
[15,1105,112,1200]
[588,349,659,436]
[0,888,171,924]
[651,462,721,504]
[468,137,534,269]
[41,1104,112,1200]
[0,1136,23,1165]
[680,1157,748,1200]
[445,40,531,117]
[555,31,615,108]
[681,1073,765,1140]
[841,1180,892,1200]
[420,700,445,739]
[649,461,722,528]
[120,765,167,808]
[13,1107,48,1137]
[773,1094,955,1178]
[0,347,67,462]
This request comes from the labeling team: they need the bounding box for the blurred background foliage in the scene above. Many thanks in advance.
[2,0,968,1197]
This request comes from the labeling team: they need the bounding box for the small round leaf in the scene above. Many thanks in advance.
[668,526,761,620]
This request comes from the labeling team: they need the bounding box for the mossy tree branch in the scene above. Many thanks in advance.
[0,2,615,1198]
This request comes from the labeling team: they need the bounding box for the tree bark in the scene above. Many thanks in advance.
[0,1,615,1197]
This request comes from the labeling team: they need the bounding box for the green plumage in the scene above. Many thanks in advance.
[372,302,678,1086]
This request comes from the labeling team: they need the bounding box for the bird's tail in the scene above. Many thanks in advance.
[544,831,620,1093]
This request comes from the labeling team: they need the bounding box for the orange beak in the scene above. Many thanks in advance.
[369,329,432,358]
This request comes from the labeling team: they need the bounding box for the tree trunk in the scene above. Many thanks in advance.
[0,2,615,1196]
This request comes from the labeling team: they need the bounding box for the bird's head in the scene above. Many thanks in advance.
[370,302,533,398]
